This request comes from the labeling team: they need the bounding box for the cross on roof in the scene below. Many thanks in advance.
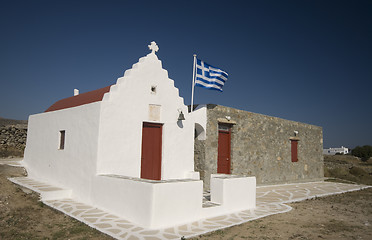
[148,41,159,54]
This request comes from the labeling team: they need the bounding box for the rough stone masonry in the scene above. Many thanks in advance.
[194,104,324,189]
[0,124,28,155]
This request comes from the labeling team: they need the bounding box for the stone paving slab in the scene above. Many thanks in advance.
[0,158,24,167]
[3,159,370,240]
[10,176,294,240]
[256,181,370,205]
[10,177,66,192]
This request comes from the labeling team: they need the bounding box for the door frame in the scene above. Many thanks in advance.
[291,139,299,162]
[217,123,232,174]
[141,122,163,180]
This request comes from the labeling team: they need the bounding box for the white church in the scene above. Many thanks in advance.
[23,42,256,229]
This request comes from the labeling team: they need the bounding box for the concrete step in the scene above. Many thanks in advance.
[9,177,72,200]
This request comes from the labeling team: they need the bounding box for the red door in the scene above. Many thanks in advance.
[217,125,231,174]
[291,140,298,162]
[141,122,162,180]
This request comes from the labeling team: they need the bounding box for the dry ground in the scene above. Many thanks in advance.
[1,155,371,239]
[192,187,371,240]
[192,155,372,240]
[324,154,372,186]
[0,163,112,240]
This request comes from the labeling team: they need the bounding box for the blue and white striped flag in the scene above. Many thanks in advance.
[195,59,228,92]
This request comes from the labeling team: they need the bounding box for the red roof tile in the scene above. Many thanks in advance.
[45,85,112,112]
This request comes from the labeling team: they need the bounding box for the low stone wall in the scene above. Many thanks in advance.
[0,124,27,156]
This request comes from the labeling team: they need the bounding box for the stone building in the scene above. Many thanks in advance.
[193,104,324,189]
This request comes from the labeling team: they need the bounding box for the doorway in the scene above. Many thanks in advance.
[217,124,231,174]
[291,140,298,162]
[141,122,162,180]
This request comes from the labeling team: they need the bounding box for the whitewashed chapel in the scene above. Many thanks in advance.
[23,42,256,229]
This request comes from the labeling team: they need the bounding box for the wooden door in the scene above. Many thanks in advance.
[141,122,162,180]
[217,124,231,174]
[291,140,298,162]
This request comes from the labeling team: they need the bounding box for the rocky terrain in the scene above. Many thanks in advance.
[0,117,28,157]
[0,117,27,127]
[324,154,372,185]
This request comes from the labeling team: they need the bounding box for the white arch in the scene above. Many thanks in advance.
[191,104,207,140]
[195,123,206,140]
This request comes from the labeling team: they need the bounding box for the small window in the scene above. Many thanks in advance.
[151,85,157,94]
[291,140,298,162]
[59,130,65,150]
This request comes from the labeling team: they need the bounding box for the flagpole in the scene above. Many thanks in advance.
[191,54,197,112]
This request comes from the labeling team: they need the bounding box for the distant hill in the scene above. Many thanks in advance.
[0,117,28,127]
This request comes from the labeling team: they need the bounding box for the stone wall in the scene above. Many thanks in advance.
[195,104,324,189]
[194,139,206,181]
[0,124,27,157]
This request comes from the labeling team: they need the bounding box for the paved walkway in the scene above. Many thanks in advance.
[2,159,370,240]
[0,158,23,167]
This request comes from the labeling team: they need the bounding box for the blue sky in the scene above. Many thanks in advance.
[0,0,371,148]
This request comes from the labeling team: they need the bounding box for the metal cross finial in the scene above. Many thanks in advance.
[148,41,159,54]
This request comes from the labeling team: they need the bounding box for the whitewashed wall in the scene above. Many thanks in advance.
[22,47,256,230]
[91,176,204,229]
[191,104,207,140]
[24,102,101,204]
[96,52,196,179]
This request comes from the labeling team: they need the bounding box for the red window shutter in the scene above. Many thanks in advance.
[291,140,298,162]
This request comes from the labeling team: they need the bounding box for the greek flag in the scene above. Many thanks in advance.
[195,59,228,92]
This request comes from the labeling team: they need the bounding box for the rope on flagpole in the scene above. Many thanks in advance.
[191,54,197,112]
